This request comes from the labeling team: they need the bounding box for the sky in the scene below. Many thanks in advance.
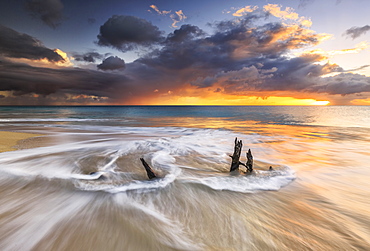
[0,0,370,105]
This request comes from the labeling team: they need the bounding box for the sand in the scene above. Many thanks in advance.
[0,131,44,153]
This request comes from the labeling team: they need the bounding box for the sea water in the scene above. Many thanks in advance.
[0,106,369,250]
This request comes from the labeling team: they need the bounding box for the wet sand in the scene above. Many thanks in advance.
[0,131,44,153]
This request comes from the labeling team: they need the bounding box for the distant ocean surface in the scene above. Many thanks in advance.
[0,106,369,250]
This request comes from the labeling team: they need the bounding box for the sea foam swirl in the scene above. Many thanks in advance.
[0,127,295,193]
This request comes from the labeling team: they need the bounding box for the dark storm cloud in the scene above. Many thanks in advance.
[97,56,126,71]
[139,15,322,72]
[191,76,216,88]
[309,73,370,95]
[2,12,370,105]
[72,51,106,63]
[97,15,165,52]
[132,14,370,98]
[0,60,130,99]
[165,24,205,43]
[344,25,370,39]
[25,0,64,29]
[0,25,64,62]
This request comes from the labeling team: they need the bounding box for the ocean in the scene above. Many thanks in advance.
[0,106,369,250]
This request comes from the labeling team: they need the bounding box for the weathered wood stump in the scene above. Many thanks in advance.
[229,138,253,173]
[140,158,157,180]
[246,149,253,172]
[229,137,243,172]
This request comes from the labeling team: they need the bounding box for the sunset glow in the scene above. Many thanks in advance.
[136,94,330,106]
[0,1,369,105]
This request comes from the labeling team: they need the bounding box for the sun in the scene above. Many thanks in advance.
[311,101,330,105]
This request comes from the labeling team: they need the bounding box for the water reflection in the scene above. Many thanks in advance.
[0,106,370,250]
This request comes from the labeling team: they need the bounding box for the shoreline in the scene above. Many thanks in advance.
[0,131,45,153]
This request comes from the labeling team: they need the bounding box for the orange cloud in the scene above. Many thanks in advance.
[264,4,299,20]
[171,10,187,28]
[350,97,370,105]
[5,48,73,68]
[149,5,171,15]
[232,6,258,17]
[263,4,312,27]
[149,5,186,28]
[230,24,330,60]
[53,49,73,66]
[304,41,369,57]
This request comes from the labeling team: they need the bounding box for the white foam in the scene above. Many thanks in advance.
[184,168,295,193]
[0,126,295,193]
[103,169,180,193]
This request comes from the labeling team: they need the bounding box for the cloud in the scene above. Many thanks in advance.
[263,4,312,27]
[165,24,205,43]
[148,5,187,28]
[0,59,130,100]
[149,5,171,15]
[72,51,106,63]
[25,0,64,29]
[53,49,72,66]
[2,10,370,105]
[132,13,370,102]
[264,4,299,20]
[302,41,369,58]
[191,66,265,89]
[139,16,326,72]
[232,6,258,17]
[97,15,164,52]
[97,56,126,71]
[170,10,187,28]
[188,54,370,98]
[344,25,370,39]
[0,25,64,62]
[309,73,370,95]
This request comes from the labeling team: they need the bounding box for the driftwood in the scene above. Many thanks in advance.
[229,137,253,173]
[229,138,244,172]
[139,138,258,180]
[140,158,157,180]
[246,149,253,172]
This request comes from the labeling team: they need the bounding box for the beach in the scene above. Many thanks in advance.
[0,131,44,153]
[0,106,369,250]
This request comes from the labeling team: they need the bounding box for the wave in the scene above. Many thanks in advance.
[0,126,295,193]
[182,167,295,193]
[74,169,181,193]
